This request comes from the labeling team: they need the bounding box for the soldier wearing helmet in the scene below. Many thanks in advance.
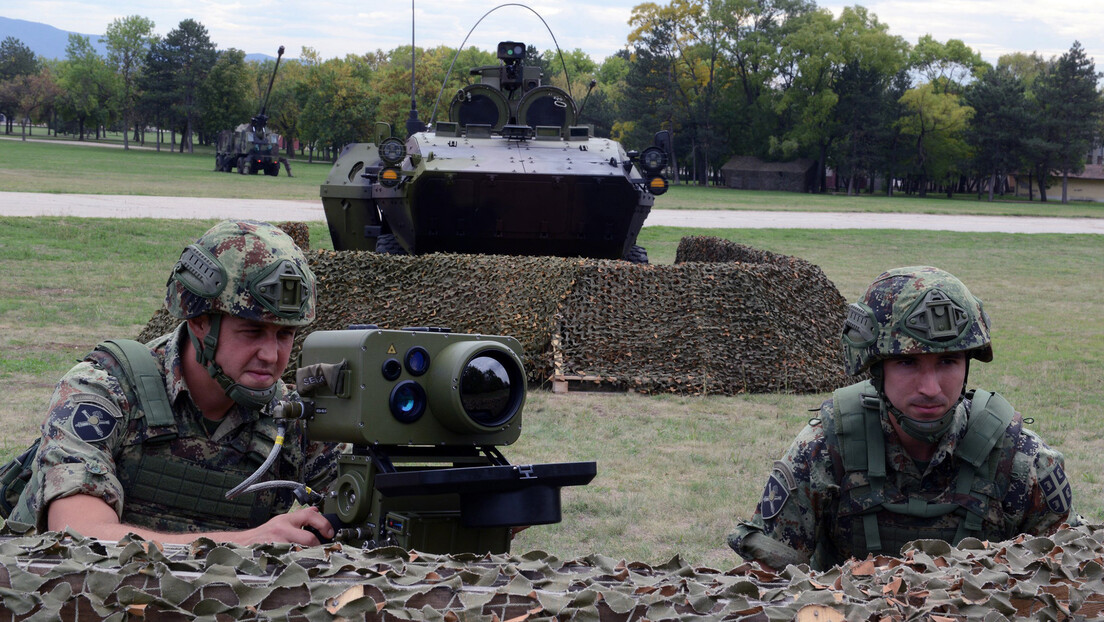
[9,221,341,545]
[729,266,1075,571]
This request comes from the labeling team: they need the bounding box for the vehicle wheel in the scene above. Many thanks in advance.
[237,157,246,174]
[266,163,279,176]
[623,245,649,264]
[244,159,254,175]
[374,234,406,255]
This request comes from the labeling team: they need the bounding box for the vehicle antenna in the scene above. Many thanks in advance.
[577,79,597,120]
[405,0,426,134]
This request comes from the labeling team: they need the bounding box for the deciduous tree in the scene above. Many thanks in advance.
[103,15,155,149]
[57,34,120,140]
[0,67,61,140]
[897,82,974,196]
[199,49,253,144]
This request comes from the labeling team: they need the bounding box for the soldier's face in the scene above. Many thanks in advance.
[882,351,966,422]
[200,314,297,389]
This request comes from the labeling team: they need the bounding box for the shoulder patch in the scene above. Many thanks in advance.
[70,400,119,443]
[1039,463,1072,514]
[759,463,796,520]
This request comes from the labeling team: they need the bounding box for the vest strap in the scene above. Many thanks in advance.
[863,512,881,553]
[957,390,1013,468]
[94,339,176,430]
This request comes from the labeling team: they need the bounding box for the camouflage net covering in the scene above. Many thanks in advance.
[278,222,311,252]
[555,237,847,394]
[139,235,847,394]
[2,523,1104,620]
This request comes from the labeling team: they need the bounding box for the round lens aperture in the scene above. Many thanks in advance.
[405,346,430,376]
[378,137,406,165]
[640,146,667,173]
[389,380,426,423]
[381,358,402,381]
[459,352,520,427]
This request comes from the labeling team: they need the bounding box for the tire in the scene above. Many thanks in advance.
[374,234,407,255]
[623,245,649,264]
[244,159,254,175]
[266,162,279,176]
[237,156,246,174]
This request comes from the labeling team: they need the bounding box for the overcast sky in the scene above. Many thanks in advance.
[6,0,1102,70]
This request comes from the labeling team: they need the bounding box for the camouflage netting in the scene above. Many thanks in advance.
[2,523,1104,620]
[279,222,311,252]
[555,237,847,393]
[139,233,847,395]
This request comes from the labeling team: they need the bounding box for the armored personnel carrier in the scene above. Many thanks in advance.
[214,46,287,176]
[321,41,670,262]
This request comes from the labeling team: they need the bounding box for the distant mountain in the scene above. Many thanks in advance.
[0,16,108,59]
[0,16,277,62]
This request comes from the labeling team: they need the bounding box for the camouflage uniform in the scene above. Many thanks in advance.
[727,387,1073,570]
[11,220,342,533]
[10,323,341,533]
[728,267,1074,570]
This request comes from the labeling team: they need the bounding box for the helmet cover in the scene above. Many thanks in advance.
[166,220,315,326]
[841,266,992,376]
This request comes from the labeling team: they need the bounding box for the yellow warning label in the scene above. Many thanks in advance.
[387,344,397,354]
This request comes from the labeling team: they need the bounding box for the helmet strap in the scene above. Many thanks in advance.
[886,400,959,445]
[187,314,278,411]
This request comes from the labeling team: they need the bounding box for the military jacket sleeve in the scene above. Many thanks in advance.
[285,418,344,495]
[728,407,841,569]
[1004,427,1074,536]
[13,359,132,530]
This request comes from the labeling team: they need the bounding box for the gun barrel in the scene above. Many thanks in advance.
[258,45,286,119]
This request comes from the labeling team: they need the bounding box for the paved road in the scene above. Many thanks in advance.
[2,191,1103,234]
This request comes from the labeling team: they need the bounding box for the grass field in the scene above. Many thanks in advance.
[4,137,1104,218]
[2,139,1104,568]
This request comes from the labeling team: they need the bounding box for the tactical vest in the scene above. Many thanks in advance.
[5,338,291,532]
[823,380,1018,560]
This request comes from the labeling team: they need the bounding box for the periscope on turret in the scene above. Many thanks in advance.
[321,41,672,263]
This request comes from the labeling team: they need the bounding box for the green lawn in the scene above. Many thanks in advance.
[2,138,1103,566]
[2,217,1101,568]
[3,137,1103,217]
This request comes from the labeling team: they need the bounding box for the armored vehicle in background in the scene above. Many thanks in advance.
[321,41,670,262]
[215,46,286,176]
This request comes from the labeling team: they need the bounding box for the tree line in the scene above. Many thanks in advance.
[0,2,1101,202]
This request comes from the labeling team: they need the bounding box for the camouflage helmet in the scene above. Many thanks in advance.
[841,266,992,376]
[166,220,315,326]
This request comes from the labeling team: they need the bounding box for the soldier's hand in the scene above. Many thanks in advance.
[245,506,334,546]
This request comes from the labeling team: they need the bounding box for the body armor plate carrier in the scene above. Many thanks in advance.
[824,380,1017,558]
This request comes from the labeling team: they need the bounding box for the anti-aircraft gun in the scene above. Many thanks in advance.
[234,326,596,554]
[321,40,671,262]
[215,46,288,176]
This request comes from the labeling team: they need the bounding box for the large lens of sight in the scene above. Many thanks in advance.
[459,352,521,428]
